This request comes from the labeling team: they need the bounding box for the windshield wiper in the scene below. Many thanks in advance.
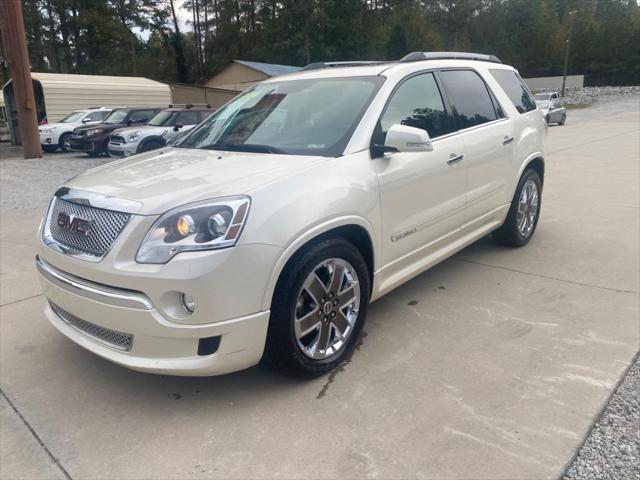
[201,143,285,154]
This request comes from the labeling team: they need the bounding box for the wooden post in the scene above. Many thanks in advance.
[0,0,42,158]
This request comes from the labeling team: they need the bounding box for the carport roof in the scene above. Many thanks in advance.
[233,60,301,77]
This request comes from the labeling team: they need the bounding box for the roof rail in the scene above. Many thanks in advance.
[167,103,213,108]
[400,51,502,64]
[301,61,391,71]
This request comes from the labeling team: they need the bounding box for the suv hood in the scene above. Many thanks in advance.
[74,123,121,133]
[113,125,165,137]
[39,122,75,130]
[65,147,326,215]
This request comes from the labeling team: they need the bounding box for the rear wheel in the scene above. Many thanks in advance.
[493,169,542,247]
[265,237,370,377]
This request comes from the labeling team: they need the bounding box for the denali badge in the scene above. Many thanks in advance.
[57,212,93,236]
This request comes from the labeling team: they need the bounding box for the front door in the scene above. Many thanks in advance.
[373,72,466,267]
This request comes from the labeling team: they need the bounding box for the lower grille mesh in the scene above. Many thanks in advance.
[49,302,133,351]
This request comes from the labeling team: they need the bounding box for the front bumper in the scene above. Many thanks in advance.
[36,250,274,376]
[69,137,95,152]
[107,142,137,157]
[39,131,60,146]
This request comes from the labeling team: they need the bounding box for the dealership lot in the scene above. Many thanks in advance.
[1,105,638,479]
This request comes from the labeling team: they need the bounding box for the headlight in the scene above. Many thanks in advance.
[127,131,142,141]
[85,128,104,136]
[40,127,56,134]
[136,196,251,264]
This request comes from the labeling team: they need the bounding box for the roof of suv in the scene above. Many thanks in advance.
[263,52,515,83]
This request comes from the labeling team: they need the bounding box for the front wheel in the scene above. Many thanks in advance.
[58,133,72,152]
[493,169,542,247]
[559,114,566,126]
[265,237,370,377]
[138,140,164,153]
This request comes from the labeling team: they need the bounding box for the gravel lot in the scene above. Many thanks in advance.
[564,355,640,480]
[0,152,111,210]
[558,86,640,106]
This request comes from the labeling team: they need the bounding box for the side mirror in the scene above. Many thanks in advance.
[173,122,184,132]
[373,124,433,157]
[82,117,92,123]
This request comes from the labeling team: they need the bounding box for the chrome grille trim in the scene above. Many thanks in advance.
[49,301,134,351]
[36,255,153,310]
[43,197,131,262]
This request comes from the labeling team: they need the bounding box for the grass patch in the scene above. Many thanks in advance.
[565,103,593,110]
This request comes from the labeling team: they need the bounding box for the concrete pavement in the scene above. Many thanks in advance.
[1,108,638,479]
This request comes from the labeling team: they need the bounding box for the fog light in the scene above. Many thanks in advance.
[180,293,195,313]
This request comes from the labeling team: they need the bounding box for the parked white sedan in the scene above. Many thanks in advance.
[39,108,112,152]
[535,92,567,125]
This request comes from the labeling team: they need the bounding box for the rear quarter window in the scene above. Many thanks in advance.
[490,69,536,114]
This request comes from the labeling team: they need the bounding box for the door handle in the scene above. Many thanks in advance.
[447,153,464,165]
[502,136,514,145]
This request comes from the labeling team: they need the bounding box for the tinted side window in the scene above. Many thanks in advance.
[440,70,498,129]
[129,109,156,123]
[490,69,536,114]
[380,72,452,139]
[177,111,199,125]
[86,111,106,121]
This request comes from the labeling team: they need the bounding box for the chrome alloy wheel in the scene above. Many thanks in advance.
[294,258,361,360]
[517,179,539,238]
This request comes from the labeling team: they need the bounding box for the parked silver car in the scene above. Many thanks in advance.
[534,92,566,126]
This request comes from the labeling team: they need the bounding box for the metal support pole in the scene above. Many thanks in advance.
[0,0,42,158]
[561,10,578,98]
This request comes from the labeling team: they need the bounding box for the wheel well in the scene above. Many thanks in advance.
[526,157,545,186]
[283,224,375,288]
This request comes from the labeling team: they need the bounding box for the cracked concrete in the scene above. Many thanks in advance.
[0,103,638,479]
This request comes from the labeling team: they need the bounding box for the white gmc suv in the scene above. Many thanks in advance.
[36,52,545,377]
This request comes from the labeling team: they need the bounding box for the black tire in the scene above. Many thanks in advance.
[559,114,566,126]
[492,169,542,247]
[138,140,164,153]
[58,132,72,152]
[545,115,550,125]
[42,145,58,153]
[265,237,370,377]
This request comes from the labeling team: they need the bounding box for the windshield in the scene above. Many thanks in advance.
[60,111,85,123]
[103,110,129,124]
[148,111,180,127]
[177,76,384,156]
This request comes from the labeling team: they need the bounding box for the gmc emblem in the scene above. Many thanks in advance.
[57,212,93,236]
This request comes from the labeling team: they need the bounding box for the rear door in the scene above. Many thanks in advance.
[438,69,514,223]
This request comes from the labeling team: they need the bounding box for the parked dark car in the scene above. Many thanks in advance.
[108,105,215,157]
[69,107,163,156]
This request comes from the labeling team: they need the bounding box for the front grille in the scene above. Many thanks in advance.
[110,135,125,144]
[49,301,133,351]
[47,197,130,259]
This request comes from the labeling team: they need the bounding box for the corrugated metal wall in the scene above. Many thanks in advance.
[33,73,172,122]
